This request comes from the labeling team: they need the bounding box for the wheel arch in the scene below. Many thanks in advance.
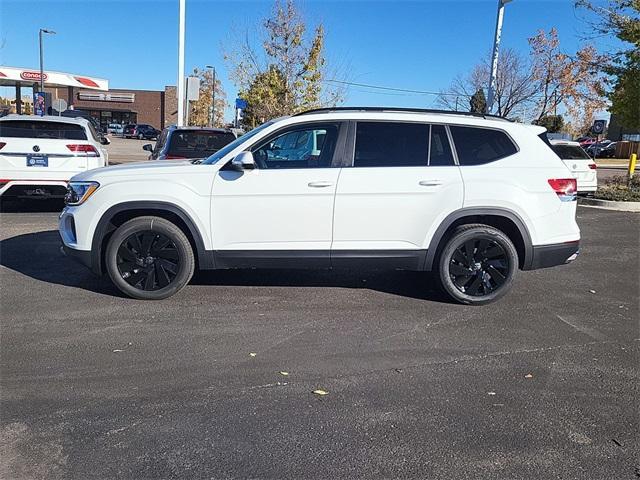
[90,201,213,275]
[424,208,533,271]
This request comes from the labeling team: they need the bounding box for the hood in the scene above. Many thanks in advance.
[71,159,218,182]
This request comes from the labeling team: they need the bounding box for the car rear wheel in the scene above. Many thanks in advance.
[105,216,194,300]
[437,224,517,305]
[137,133,144,140]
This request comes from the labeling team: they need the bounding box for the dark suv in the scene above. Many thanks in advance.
[143,126,237,160]
[124,124,160,140]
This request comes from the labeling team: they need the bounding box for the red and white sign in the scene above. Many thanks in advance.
[20,71,48,81]
[0,66,108,91]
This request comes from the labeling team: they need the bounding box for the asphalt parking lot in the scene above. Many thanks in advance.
[0,203,638,479]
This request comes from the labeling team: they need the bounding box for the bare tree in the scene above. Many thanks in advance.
[437,48,537,118]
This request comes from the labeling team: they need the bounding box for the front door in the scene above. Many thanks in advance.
[211,122,345,267]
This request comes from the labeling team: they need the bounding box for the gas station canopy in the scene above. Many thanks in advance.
[0,66,108,91]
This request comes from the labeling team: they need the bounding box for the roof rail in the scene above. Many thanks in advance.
[293,106,510,121]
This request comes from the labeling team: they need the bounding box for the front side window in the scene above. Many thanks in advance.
[252,124,339,169]
[450,126,517,166]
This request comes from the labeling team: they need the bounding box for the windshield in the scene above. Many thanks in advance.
[552,144,590,160]
[201,121,275,165]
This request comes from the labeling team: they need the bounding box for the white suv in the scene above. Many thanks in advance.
[59,108,580,305]
[0,115,109,199]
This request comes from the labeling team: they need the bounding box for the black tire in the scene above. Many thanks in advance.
[105,216,195,300]
[437,224,517,306]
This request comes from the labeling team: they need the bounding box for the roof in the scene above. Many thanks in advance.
[166,125,232,133]
[0,66,108,91]
[0,114,90,126]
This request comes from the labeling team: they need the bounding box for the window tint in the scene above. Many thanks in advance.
[354,122,429,167]
[450,126,517,165]
[253,124,339,169]
[551,144,590,160]
[0,120,87,140]
[429,125,454,166]
[168,130,236,158]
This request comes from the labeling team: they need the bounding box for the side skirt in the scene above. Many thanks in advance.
[205,250,428,271]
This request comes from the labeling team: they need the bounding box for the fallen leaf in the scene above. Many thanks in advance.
[249,353,257,357]
[487,391,496,396]
[524,373,533,379]
[112,349,123,353]
[279,371,289,376]
[313,389,328,396]
[589,289,596,294]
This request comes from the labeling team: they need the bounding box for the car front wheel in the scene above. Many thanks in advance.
[105,216,195,300]
[437,224,517,305]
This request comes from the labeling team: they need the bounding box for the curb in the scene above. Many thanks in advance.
[579,197,640,212]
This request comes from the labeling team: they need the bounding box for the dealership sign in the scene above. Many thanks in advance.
[0,66,108,91]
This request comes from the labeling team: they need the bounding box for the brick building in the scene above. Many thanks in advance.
[46,85,178,130]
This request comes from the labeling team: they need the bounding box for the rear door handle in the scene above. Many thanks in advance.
[419,180,443,187]
[308,181,334,188]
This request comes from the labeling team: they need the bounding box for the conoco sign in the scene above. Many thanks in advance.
[20,71,48,81]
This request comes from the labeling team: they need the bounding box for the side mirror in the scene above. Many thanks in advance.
[100,136,111,145]
[231,151,256,171]
[142,143,153,152]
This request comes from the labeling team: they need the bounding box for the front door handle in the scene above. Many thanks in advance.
[419,180,443,187]
[308,181,334,188]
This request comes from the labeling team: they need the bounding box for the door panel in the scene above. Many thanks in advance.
[211,168,340,252]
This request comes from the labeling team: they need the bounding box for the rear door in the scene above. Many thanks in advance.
[0,120,95,180]
[331,121,463,266]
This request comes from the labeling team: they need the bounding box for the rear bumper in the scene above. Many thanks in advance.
[526,240,580,270]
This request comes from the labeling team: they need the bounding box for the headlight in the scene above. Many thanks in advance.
[65,181,100,206]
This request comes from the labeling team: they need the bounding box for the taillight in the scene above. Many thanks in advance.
[548,178,577,202]
[66,144,98,155]
[588,163,597,170]
[165,155,186,159]
[0,142,6,150]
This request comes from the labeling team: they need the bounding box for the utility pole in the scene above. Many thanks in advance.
[206,65,216,127]
[177,0,186,126]
[487,0,512,114]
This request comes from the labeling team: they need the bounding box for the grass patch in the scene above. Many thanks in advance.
[594,175,640,202]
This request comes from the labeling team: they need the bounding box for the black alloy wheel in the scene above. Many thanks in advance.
[449,238,509,296]
[105,216,195,300]
[437,224,518,305]
[117,231,179,291]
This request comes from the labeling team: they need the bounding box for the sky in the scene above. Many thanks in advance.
[0,0,614,121]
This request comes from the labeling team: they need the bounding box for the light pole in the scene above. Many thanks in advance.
[206,65,216,127]
[486,0,512,114]
[38,28,56,102]
[177,0,186,126]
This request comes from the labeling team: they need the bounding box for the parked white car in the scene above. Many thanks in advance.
[107,123,124,136]
[0,115,109,199]
[59,107,580,305]
[550,139,597,193]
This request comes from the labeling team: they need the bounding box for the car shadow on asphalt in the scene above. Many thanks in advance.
[1,230,453,303]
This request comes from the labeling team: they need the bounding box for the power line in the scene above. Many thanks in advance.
[323,79,466,97]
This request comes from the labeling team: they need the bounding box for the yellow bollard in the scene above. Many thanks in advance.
[629,153,637,179]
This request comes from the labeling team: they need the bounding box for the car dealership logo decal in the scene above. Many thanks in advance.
[20,71,48,81]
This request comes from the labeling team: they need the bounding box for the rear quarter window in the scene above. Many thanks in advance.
[0,120,87,140]
[450,126,517,166]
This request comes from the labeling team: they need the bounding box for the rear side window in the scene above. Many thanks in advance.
[354,122,429,167]
[429,125,454,166]
[551,145,590,160]
[450,126,517,165]
[168,130,237,157]
[0,120,87,140]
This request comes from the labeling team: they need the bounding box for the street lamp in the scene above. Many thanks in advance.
[486,0,512,115]
[205,65,216,127]
[39,28,56,95]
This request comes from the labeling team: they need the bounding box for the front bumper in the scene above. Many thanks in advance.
[61,243,94,271]
[527,240,580,270]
